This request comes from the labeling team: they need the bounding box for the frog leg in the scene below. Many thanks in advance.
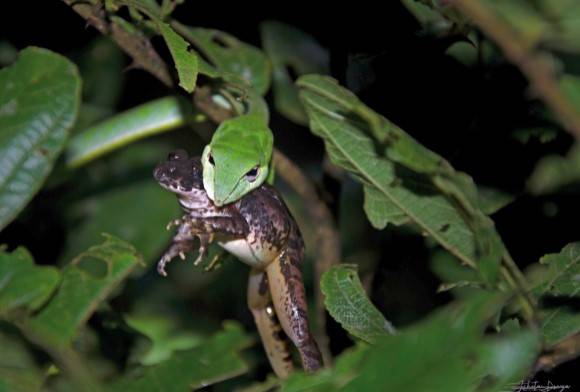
[158,221,197,277]
[247,268,294,378]
[265,248,323,373]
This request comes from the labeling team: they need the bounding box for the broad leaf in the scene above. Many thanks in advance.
[59,179,179,267]
[531,243,580,345]
[110,321,252,391]
[173,24,271,95]
[322,264,395,343]
[0,332,44,392]
[0,47,81,230]
[157,22,198,93]
[25,235,142,348]
[298,75,491,273]
[260,21,329,125]
[0,248,60,319]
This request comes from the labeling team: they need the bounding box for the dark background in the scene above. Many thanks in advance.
[1,0,577,387]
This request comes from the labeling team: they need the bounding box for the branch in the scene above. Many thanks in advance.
[62,0,172,87]
[453,0,580,140]
[535,333,580,373]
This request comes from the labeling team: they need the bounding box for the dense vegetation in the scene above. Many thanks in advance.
[1,1,580,390]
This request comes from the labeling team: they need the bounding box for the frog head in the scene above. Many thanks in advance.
[153,149,205,197]
[202,115,273,206]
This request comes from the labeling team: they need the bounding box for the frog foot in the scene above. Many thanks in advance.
[193,234,214,266]
[157,241,193,277]
[165,215,188,231]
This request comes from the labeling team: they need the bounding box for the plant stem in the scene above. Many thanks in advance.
[453,0,580,140]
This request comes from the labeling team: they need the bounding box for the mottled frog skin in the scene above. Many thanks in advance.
[153,150,323,377]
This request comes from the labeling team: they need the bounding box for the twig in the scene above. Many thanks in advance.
[62,0,172,86]
[452,0,580,140]
[535,332,580,372]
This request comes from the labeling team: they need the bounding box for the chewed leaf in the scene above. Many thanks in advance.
[157,22,198,93]
[0,247,60,319]
[322,264,395,343]
[25,234,142,348]
[0,47,80,230]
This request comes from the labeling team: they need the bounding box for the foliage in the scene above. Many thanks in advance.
[2,1,580,390]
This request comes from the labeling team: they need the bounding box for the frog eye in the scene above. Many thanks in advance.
[208,152,215,166]
[245,166,259,182]
[168,150,188,161]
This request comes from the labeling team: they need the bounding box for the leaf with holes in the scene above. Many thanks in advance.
[24,234,142,348]
[322,264,395,343]
[157,22,198,93]
[173,24,271,95]
[0,47,80,230]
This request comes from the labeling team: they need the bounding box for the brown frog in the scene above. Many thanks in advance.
[153,150,322,378]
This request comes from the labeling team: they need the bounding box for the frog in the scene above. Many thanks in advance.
[153,149,323,378]
[201,114,274,207]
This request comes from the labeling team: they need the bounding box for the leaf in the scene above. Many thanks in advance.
[298,75,480,270]
[157,22,198,93]
[477,186,514,214]
[0,47,81,230]
[110,321,253,391]
[260,21,329,125]
[0,247,60,319]
[125,313,202,365]
[321,264,395,343]
[66,96,187,167]
[173,23,271,95]
[25,234,142,348]
[430,250,482,297]
[527,143,580,195]
[0,331,44,392]
[531,243,580,345]
[341,293,539,392]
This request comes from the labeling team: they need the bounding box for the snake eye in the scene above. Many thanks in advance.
[245,166,259,182]
[208,152,215,165]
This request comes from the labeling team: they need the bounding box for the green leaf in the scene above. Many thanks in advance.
[25,234,142,348]
[527,143,580,195]
[321,264,395,343]
[341,294,539,392]
[0,47,81,230]
[0,247,60,319]
[298,75,481,270]
[125,313,202,365]
[59,180,179,267]
[173,23,271,95]
[0,332,44,392]
[477,186,514,215]
[531,242,580,345]
[157,22,198,93]
[66,96,187,167]
[110,321,253,391]
[260,21,329,125]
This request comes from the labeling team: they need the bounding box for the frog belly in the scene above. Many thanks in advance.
[218,239,266,268]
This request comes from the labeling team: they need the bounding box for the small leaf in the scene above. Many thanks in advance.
[260,21,329,124]
[110,321,253,391]
[174,24,271,95]
[157,22,198,93]
[321,264,395,343]
[25,234,142,348]
[66,96,187,167]
[0,47,81,230]
[527,143,580,195]
[0,248,60,319]
[531,242,580,345]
